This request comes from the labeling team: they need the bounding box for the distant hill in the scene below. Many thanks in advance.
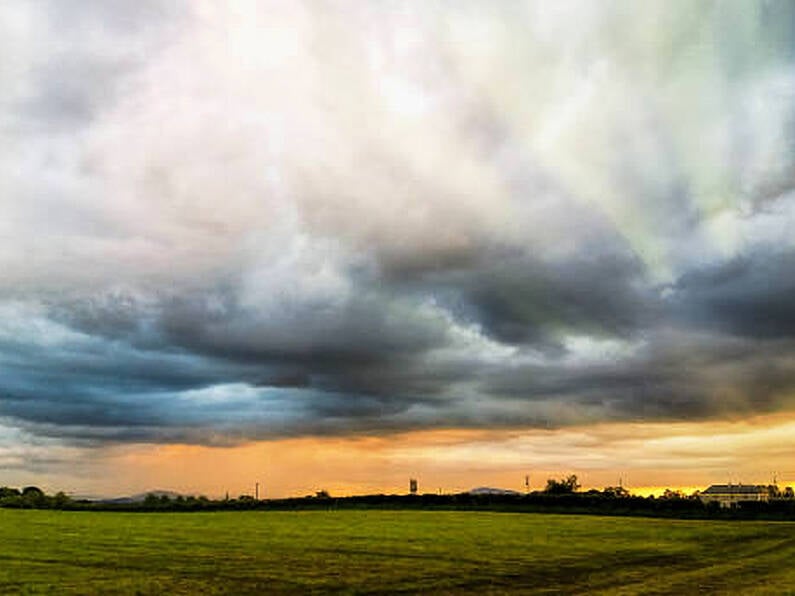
[98,490,185,504]
[468,487,522,496]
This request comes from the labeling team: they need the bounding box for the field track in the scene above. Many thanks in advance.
[1,509,794,594]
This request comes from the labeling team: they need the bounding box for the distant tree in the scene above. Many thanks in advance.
[784,486,795,499]
[53,492,71,509]
[0,487,21,498]
[661,489,686,500]
[315,490,331,499]
[544,475,580,494]
[21,486,45,507]
[767,485,781,499]
[602,486,630,498]
[143,493,161,508]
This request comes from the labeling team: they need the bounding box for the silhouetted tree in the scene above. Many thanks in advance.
[602,486,630,498]
[143,493,161,508]
[21,486,45,507]
[0,487,21,498]
[544,475,580,494]
[661,489,686,500]
[53,492,71,508]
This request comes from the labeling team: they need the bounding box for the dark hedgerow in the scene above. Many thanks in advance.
[2,484,795,520]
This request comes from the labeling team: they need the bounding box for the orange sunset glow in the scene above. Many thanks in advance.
[5,412,793,499]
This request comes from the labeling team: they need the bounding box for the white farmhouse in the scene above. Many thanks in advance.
[699,484,769,507]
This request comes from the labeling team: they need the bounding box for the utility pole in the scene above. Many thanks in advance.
[255,482,259,500]
[525,475,530,493]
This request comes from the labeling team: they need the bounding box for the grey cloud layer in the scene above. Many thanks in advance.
[3,1,795,444]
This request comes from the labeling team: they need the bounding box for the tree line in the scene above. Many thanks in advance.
[3,476,795,520]
[0,486,71,509]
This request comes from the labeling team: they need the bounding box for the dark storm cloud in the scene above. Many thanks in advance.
[5,241,795,444]
[4,1,795,448]
[672,249,795,338]
[0,237,781,445]
[448,251,652,345]
[481,332,795,423]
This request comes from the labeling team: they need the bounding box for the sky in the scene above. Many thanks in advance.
[2,0,795,498]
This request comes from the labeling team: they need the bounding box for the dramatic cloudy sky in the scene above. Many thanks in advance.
[3,0,795,496]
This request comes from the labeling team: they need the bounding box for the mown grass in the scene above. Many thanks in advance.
[1,509,794,594]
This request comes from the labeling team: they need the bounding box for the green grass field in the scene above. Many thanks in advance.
[1,509,794,594]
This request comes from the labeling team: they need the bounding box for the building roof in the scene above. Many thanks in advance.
[702,484,767,495]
